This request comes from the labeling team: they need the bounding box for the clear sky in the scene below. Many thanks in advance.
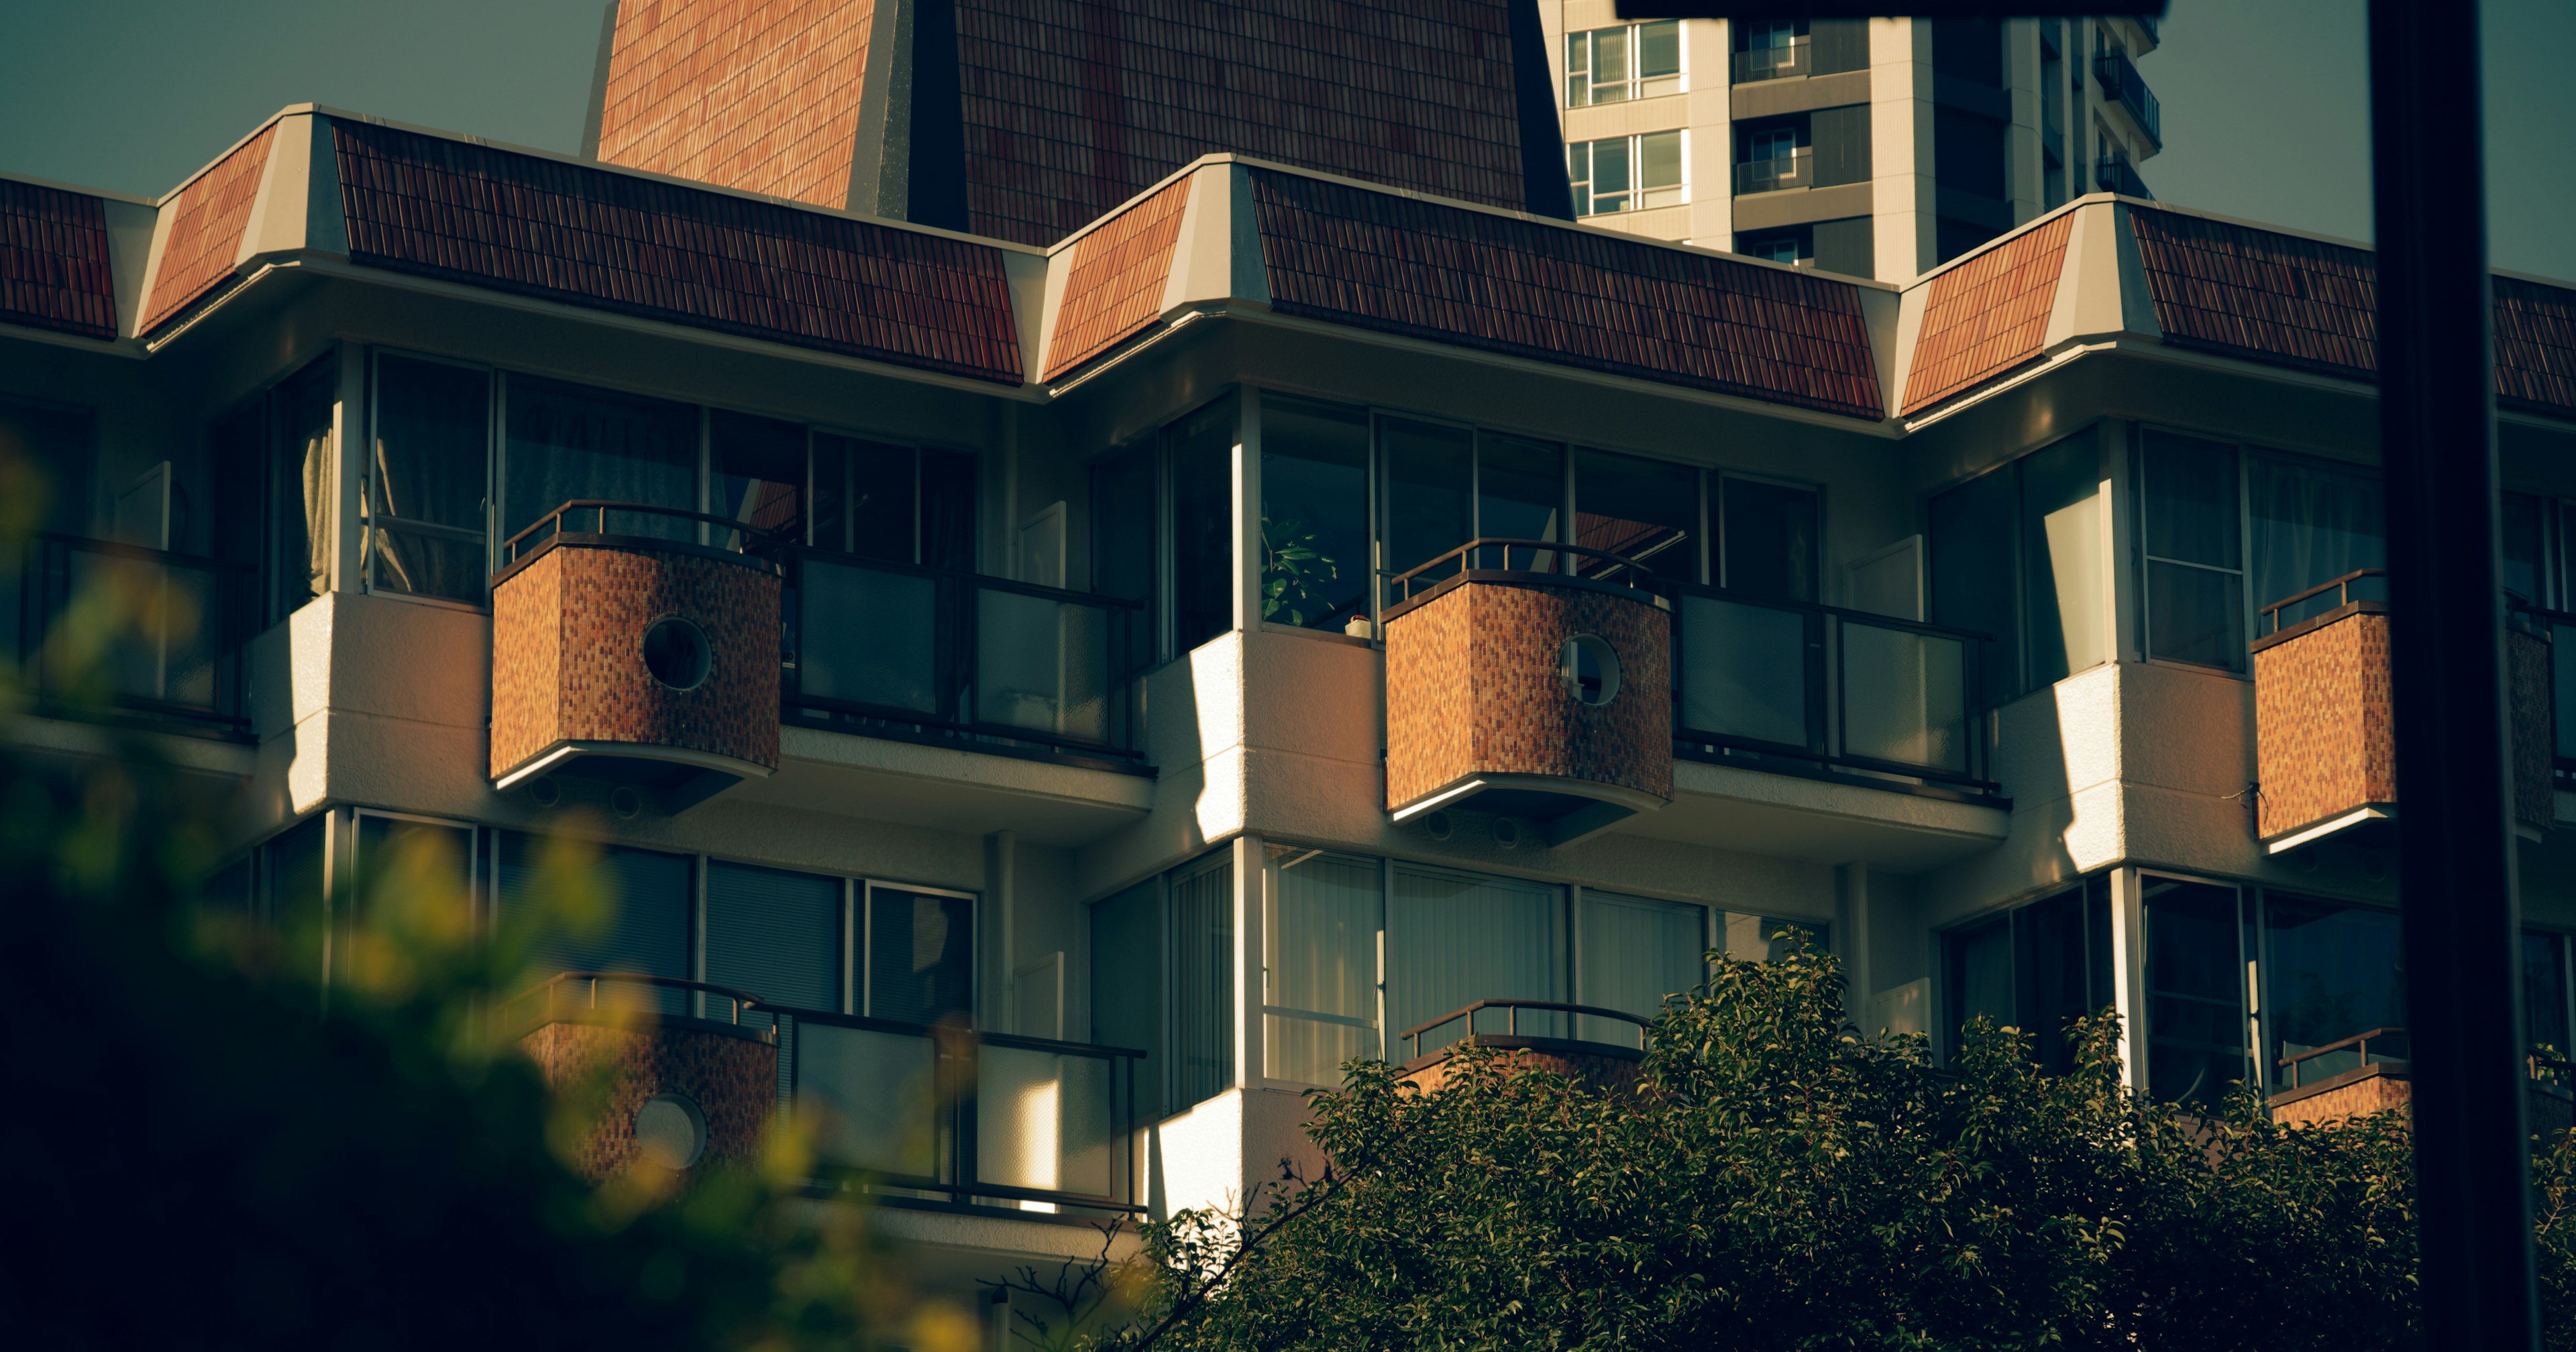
[2,1,2571,279]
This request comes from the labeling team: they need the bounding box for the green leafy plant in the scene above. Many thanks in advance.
[1260,517,1342,627]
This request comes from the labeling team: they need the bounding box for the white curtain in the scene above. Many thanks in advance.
[1263,850,1382,1084]
[2249,457,2384,616]
[1388,866,1562,1052]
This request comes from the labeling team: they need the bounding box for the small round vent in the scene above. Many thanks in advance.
[641,616,712,691]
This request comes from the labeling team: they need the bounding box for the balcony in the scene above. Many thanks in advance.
[508,973,780,1180]
[2250,569,2553,851]
[1733,38,1809,83]
[1669,584,1996,797]
[1382,539,1673,846]
[2092,48,2162,151]
[782,547,1145,765]
[13,532,254,734]
[2094,156,2151,200]
[1734,148,1815,196]
[1398,998,1649,1095]
[2269,1025,2576,1139]
[775,1008,1145,1214]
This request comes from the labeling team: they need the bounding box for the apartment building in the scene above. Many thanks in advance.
[1537,5,2165,278]
[4,0,2573,1329]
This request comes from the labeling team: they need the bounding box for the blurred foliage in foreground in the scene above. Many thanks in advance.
[1053,938,2576,1352]
[0,666,967,1348]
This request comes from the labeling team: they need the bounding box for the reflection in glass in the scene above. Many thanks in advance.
[2249,455,2384,628]
[869,887,974,1025]
[1474,434,1564,571]
[2263,894,2403,1083]
[1574,448,1696,582]
[712,410,806,553]
[2019,435,2106,685]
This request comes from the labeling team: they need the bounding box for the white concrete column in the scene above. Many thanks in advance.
[2109,864,2147,1091]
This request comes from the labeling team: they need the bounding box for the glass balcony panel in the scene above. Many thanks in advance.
[2556,622,2576,762]
[1678,594,1809,747]
[1840,622,1968,773]
[975,1043,1114,1198]
[794,1020,939,1178]
[976,586,1111,742]
[800,556,941,714]
[65,547,224,713]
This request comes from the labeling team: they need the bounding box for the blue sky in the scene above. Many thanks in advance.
[3,1,2570,278]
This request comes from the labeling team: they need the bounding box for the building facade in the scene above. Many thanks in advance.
[3,1,2573,1334]
[1537,5,2164,277]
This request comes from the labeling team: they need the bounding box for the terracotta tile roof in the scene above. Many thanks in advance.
[140,125,277,335]
[1246,169,1884,420]
[332,120,1022,384]
[0,179,117,339]
[1900,213,2072,416]
[596,0,874,209]
[2495,276,2576,416]
[2128,205,2377,382]
[957,0,1529,247]
[1043,175,1191,379]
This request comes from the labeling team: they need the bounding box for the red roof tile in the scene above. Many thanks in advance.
[141,125,276,335]
[1900,213,2072,416]
[0,179,116,340]
[957,0,1530,247]
[2496,276,2576,417]
[2128,205,2377,382]
[596,0,875,209]
[1247,169,1884,420]
[333,120,1023,385]
[1044,175,1191,379]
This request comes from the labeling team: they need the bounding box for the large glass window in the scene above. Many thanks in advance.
[1474,434,1565,569]
[1387,865,1564,1051]
[707,860,843,1017]
[1379,418,1474,606]
[1570,131,1686,215]
[865,885,975,1025]
[811,435,975,569]
[1169,854,1236,1109]
[1575,447,1698,583]
[1169,397,1238,652]
[2249,455,2383,630]
[711,410,806,553]
[1566,21,1682,107]
[1582,892,1707,1043]
[2019,435,2107,685]
[1929,466,2016,708]
[369,355,491,603]
[2528,930,2571,1057]
[2261,893,2403,1080]
[1090,879,1165,1117]
[2139,430,2244,670]
[2502,492,2545,606]
[1263,848,1383,1085]
[1719,476,1819,602]
[495,834,694,1015]
[501,376,697,546]
[1940,880,2113,1072]
[272,356,337,620]
[1260,398,1371,630]
[0,396,94,537]
[2142,876,2247,1107]
[1092,443,1158,669]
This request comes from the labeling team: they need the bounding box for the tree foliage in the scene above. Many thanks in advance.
[1095,938,2576,1351]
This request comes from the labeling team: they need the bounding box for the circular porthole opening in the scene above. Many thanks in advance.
[609,785,646,820]
[633,1092,708,1170]
[641,616,712,692]
[1560,633,1621,707]
[527,777,563,808]
[1421,810,1454,842]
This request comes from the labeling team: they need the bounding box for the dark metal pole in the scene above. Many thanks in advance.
[2370,0,2539,1344]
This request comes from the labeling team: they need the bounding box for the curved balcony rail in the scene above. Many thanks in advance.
[498,499,791,571]
[769,1005,1147,1215]
[1733,38,1809,82]
[1401,998,1652,1061]
[783,545,1146,760]
[1386,537,1657,610]
[1666,582,1997,794]
[15,532,254,732]
[502,970,765,1028]
[2092,48,2162,150]
[1734,148,1815,195]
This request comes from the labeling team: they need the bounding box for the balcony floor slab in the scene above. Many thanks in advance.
[1615,757,2008,867]
[731,724,1154,847]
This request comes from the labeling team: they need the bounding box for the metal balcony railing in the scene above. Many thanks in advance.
[773,1007,1146,1215]
[1384,537,1656,610]
[2255,567,2391,641]
[2277,1025,2409,1091]
[2094,156,2153,200]
[1734,148,1814,195]
[503,970,766,1025]
[497,499,792,570]
[2092,48,2162,150]
[783,546,1146,759]
[1668,583,1997,795]
[15,531,255,732]
[1733,38,1809,83]
[1401,998,1652,1060]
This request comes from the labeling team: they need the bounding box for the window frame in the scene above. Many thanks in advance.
[1564,20,1687,108]
[363,347,498,612]
[858,877,981,1025]
[1570,129,1689,216]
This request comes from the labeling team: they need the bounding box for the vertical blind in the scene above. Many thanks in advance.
[1169,856,1235,1111]
[1388,866,1563,1050]
[1578,893,1704,1044]
[1264,849,1382,1085]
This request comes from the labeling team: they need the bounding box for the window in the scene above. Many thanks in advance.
[710,410,806,554]
[1169,854,1236,1110]
[272,355,337,621]
[1388,864,1564,1051]
[1260,398,1371,630]
[1092,443,1159,669]
[495,833,695,1015]
[810,434,975,569]
[1929,465,2015,707]
[1570,131,1685,215]
[0,396,95,537]
[501,375,697,547]
[1091,879,1165,1116]
[1929,434,2106,708]
[1581,893,1709,1043]
[1477,434,1566,567]
[1566,21,1682,106]
[2249,453,2383,630]
[1378,417,1474,606]
[1169,396,1238,653]
[2503,493,2546,606]
[1574,447,1699,583]
[1264,848,1383,1085]
[368,354,492,604]
[1718,475,1820,603]
[865,883,975,1024]
[1736,227,1807,265]
[1940,880,2114,1072]
[706,860,845,1017]
[2261,893,2403,1080]
[2141,875,2247,1107]
[2139,430,2244,671]
[2528,931,2571,1056]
